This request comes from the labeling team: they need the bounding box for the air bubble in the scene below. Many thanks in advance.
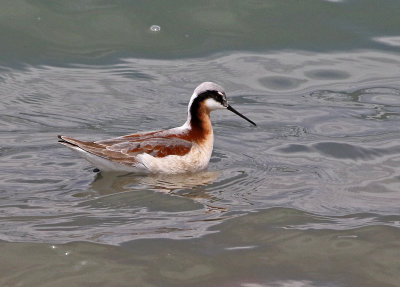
[150,25,161,32]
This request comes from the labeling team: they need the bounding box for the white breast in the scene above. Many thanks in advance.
[136,133,214,174]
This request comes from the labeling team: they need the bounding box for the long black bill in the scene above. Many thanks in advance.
[227,105,257,126]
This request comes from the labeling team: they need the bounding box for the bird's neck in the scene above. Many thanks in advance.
[184,101,213,144]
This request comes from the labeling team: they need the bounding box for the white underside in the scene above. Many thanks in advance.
[62,144,148,172]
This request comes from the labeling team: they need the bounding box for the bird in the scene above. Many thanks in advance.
[58,82,256,174]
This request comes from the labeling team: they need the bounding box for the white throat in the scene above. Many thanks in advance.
[182,91,198,128]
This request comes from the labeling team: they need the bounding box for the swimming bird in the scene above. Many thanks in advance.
[58,82,256,173]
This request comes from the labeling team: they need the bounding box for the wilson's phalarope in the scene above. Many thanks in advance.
[58,82,256,173]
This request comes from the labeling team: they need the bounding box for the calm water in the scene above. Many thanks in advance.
[1,1,400,286]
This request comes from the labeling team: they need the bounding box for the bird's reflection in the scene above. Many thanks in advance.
[88,170,225,212]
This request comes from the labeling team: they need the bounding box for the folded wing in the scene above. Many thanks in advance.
[59,132,193,165]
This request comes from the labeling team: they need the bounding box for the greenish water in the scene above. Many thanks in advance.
[1,1,400,286]
[1,0,400,64]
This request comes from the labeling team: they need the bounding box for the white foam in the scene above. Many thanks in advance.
[373,36,400,47]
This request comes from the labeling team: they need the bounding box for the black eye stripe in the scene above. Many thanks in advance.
[189,89,227,127]
[196,90,225,104]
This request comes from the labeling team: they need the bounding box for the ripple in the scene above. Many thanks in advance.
[305,69,350,80]
[258,76,307,90]
[308,89,358,105]
[312,142,383,160]
[358,87,400,106]
[278,142,400,160]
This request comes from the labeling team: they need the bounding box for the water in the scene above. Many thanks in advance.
[1,1,400,286]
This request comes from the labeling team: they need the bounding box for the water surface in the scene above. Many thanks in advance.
[1,1,400,286]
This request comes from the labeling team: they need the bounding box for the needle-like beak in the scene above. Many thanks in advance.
[227,105,257,126]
